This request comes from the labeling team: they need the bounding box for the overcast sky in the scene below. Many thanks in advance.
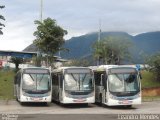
[1,0,160,51]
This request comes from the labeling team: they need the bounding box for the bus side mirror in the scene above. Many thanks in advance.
[89,78,93,87]
[139,73,142,79]
[48,81,51,90]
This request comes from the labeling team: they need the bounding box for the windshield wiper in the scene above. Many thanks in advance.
[115,74,123,81]
[71,73,78,85]
[82,74,87,83]
[29,74,35,81]
[39,74,45,84]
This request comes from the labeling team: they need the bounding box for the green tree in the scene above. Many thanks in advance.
[10,57,24,71]
[146,52,160,81]
[33,17,67,66]
[0,5,5,35]
[93,36,132,65]
[31,55,42,67]
[64,59,90,67]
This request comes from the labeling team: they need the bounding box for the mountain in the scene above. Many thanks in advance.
[24,44,38,52]
[23,31,160,63]
[133,31,160,54]
[129,31,160,63]
[60,32,132,59]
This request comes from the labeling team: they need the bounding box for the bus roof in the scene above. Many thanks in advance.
[89,65,118,71]
[17,67,50,73]
[90,65,137,72]
[20,67,49,70]
[52,66,91,73]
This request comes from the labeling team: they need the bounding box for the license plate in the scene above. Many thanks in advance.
[34,98,40,101]
[73,99,86,103]
[31,98,41,101]
[122,100,130,104]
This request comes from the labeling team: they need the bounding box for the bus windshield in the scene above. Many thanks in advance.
[22,73,51,92]
[108,73,140,94]
[64,73,93,91]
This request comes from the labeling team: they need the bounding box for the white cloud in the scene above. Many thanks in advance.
[1,0,160,50]
[0,20,35,51]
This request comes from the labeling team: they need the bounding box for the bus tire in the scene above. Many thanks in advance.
[16,95,19,102]
[16,97,18,101]
[20,102,25,106]
[44,102,50,106]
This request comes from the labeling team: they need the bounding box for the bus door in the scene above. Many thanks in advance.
[58,74,63,101]
[14,76,17,97]
[101,73,107,103]
[16,72,21,100]
[95,71,106,102]
[52,73,59,101]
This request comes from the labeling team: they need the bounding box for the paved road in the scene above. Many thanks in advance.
[0,100,160,120]
[0,114,120,120]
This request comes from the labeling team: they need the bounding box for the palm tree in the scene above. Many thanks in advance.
[10,57,24,71]
[0,5,5,35]
[93,36,132,65]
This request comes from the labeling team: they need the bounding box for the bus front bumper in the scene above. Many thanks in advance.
[106,97,141,106]
[61,96,95,104]
[20,95,52,103]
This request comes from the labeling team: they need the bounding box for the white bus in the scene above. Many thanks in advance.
[51,67,95,104]
[14,67,52,103]
[92,65,141,107]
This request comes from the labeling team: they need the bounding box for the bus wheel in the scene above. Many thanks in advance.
[16,97,18,101]
[20,102,25,106]
[45,102,51,106]
[16,95,19,102]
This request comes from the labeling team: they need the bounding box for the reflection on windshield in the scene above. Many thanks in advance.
[108,73,139,93]
[65,73,93,91]
[22,73,51,91]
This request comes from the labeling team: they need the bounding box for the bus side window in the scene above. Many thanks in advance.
[52,73,58,86]
[59,74,63,88]
[100,74,104,86]
[95,72,101,86]
[17,73,21,87]
[14,75,17,84]
[51,74,54,85]
[102,73,107,90]
[100,72,107,90]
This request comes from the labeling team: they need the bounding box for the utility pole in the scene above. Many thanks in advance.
[40,0,43,22]
[36,0,43,67]
[98,19,101,42]
[97,19,101,66]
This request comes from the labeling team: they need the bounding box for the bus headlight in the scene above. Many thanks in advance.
[109,93,117,100]
[89,92,95,97]
[65,92,71,97]
[45,92,51,96]
[22,91,26,96]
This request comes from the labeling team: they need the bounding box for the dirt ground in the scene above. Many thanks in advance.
[142,87,160,96]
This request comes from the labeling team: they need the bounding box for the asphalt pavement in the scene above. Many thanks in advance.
[0,100,160,120]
